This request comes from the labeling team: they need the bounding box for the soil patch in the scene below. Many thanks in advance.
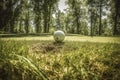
[29,42,65,54]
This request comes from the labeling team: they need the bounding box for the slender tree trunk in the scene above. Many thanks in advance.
[10,14,15,33]
[39,15,42,33]
[36,15,42,33]
[113,0,119,35]
[56,10,61,30]
[113,13,118,35]
[36,17,39,33]
[43,16,48,33]
[25,10,29,34]
[99,1,102,36]
[43,3,48,33]
[10,22,14,33]
[19,18,22,33]
[75,8,80,34]
[47,6,51,33]
[44,14,47,33]
[76,17,80,34]
[91,11,93,37]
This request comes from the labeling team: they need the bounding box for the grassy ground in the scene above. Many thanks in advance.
[0,34,120,43]
[0,34,120,80]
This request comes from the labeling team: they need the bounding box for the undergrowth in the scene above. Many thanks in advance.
[0,40,120,80]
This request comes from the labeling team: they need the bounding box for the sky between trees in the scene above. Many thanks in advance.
[58,0,68,12]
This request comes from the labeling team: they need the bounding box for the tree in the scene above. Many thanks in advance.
[32,0,44,33]
[0,0,22,33]
[111,0,120,35]
[87,0,109,36]
[43,0,59,33]
[67,0,82,34]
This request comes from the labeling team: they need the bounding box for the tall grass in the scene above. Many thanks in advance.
[0,40,120,80]
[0,40,48,80]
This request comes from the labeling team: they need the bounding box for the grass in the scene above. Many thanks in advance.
[0,34,120,80]
[0,34,120,43]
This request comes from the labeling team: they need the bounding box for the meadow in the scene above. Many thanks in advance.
[0,34,120,80]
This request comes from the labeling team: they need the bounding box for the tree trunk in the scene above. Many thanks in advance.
[10,14,15,33]
[43,4,48,33]
[36,15,42,33]
[10,22,14,33]
[113,0,119,35]
[90,11,93,37]
[25,10,29,34]
[43,14,48,33]
[76,17,80,34]
[19,18,22,33]
[47,6,51,33]
[75,7,80,34]
[99,1,102,36]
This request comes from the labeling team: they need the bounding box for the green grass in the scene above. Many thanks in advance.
[0,35,120,80]
[0,35,120,43]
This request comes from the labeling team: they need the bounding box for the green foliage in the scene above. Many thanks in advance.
[66,0,82,34]
[0,0,22,32]
[0,0,120,35]
[110,0,120,35]
[0,39,120,80]
[87,0,110,36]
[32,0,59,33]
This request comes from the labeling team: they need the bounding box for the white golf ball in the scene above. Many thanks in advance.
[54,30,65,42]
